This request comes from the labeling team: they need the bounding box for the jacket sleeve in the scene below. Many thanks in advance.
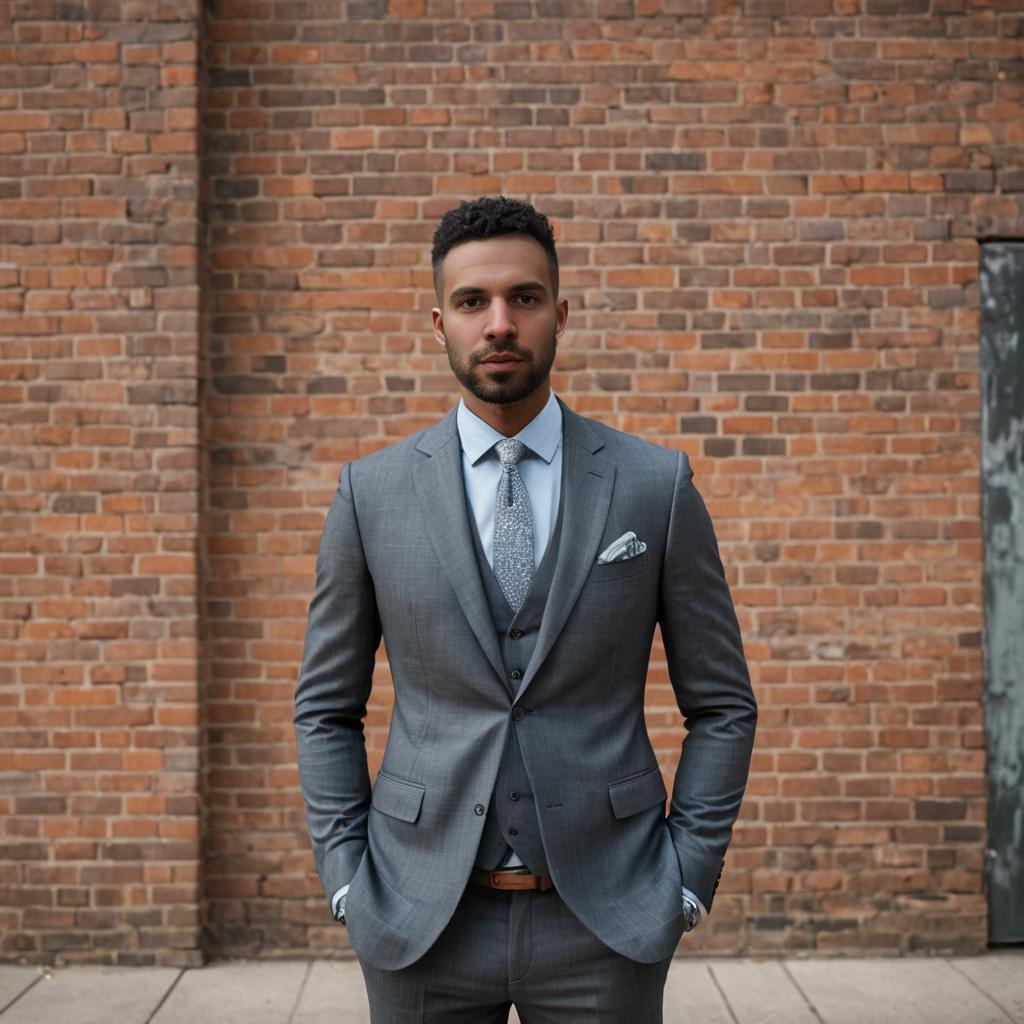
[294,461,382,908]
[658,450,758,912]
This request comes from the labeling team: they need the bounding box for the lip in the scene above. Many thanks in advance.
[479,355,523,367]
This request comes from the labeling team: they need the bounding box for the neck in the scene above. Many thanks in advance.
[462,383,551,437]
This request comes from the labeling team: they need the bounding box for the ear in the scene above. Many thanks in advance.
[555,297,569,338]
[431,307,446,348]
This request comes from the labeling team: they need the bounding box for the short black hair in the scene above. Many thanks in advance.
[431,195,559,300]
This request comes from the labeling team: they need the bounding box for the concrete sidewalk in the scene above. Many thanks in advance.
[1,953,1022,1023]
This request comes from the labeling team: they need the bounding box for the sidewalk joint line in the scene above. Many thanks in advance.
[142,967,186,1024]
[946,957,1016,1023]
[781,960,827,1024]
[0,969,46,1018]
[285,960,314,1024]
[706,963,740,1024]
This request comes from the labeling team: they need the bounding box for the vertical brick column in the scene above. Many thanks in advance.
[0,3,203,965]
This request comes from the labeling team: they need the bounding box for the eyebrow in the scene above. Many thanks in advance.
[448,280,550,303]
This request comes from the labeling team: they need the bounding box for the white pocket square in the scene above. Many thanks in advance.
[597,531,648,565]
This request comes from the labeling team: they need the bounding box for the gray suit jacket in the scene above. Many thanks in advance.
[294,398,757,970]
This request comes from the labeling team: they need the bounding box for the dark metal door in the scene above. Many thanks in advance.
[981,241,1024,944]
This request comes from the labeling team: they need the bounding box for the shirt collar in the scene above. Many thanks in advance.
[456,390,562,467]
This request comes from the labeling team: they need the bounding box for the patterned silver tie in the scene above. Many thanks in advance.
[493,438,534,614]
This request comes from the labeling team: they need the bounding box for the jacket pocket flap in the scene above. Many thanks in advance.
[372,772,425,823]
[608,765,667,820]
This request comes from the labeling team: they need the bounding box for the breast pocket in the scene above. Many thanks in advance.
[589,551,648,584]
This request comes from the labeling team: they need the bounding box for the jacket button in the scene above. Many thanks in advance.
[512,706,525,721]
[510,668,522,680]
[474,804,485,815]
[511,629,523,639]
[509,790,520,801]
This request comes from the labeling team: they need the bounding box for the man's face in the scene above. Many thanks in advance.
[432,235,568,407]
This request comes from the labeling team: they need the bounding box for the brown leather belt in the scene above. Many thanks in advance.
[470,867,554,892]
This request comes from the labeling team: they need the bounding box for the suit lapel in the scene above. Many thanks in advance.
[412,407,507,686]
[516,400,615,701]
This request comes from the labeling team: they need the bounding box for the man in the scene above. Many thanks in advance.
[294,195,757,1023]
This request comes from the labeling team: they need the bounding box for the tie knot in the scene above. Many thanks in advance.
[495,438,526,468]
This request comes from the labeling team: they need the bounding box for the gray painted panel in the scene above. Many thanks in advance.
[981,241,1024,944]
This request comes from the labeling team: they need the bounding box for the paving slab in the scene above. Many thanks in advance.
[0,966,179,1024]
[950,955,1024,1022]
[0,969,41,1015]
[708,959,819,1024]
[151,961,308,1024]
[787,957,1015,1024]
[291,960,367,1024]
[664,960,734,1023]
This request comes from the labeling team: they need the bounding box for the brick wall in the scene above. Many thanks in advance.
[0,1,203,965]
[3,0,1023,965]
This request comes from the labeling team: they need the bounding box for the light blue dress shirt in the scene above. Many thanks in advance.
[456,389,563,570]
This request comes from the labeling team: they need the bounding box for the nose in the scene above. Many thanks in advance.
[484,298,516,341]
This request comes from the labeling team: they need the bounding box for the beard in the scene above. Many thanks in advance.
[445,332,557,406]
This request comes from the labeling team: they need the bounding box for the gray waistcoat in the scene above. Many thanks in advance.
[468,482,565,875]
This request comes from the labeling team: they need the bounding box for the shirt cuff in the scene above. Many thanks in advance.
[331,884,350,919]
[682,885,708,925]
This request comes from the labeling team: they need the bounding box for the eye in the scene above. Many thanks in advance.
[458,296,484,309]
[515,294,538,305]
